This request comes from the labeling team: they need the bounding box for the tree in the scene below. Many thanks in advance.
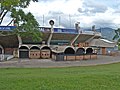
[113,28,120,40]
[113,28,120,49]
[0,0,42,41]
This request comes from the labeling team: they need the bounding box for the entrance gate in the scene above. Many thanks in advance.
[19,46,29,58]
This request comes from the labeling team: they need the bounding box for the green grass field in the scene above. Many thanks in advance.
[0,63,120,90]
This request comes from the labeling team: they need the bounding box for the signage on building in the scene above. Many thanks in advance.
[0,26,16,31]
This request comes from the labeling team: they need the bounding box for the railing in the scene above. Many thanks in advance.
[39,27,101,36]
[54,28,78,34]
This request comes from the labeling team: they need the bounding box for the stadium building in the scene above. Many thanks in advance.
[0,22,116,61]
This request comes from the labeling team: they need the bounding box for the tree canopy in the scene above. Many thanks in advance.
[0,0,42,41]
[113,28,120,40]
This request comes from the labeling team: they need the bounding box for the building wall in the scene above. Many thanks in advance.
[30,50,40,59]
[52,54,97,61]
[13,48,18,58]
[102,47,106,55]
[41,50,51,59]
[4,48,15,55]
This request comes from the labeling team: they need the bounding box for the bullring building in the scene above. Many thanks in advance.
[0,23,116,61]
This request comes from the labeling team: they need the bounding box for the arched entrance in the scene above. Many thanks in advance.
[40,46,51,59]
[64,47,75,60]
[86,48,93,54]
[76,48,85,55]
[30,46,40,59]
[19,46,29,58]
[64,47,75,54]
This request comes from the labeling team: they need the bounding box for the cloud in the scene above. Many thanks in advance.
[92,19,115,28]
[1,12,13,26]
[78,0,108,14]
[18,0,120,28]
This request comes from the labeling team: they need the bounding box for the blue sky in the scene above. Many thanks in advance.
[2,0,120,29]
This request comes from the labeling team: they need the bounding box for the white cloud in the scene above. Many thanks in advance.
[26,0,83,15]
[2,0,120,29]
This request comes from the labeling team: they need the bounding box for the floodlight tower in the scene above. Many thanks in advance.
[47,20,54,46]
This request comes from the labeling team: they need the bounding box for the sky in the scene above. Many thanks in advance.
[2,0,120,29]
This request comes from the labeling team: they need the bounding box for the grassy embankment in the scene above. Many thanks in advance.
[0,63,120,90]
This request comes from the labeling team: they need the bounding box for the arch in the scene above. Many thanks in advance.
[19,45,29,58]
[30,46,40,50]
[41,46,51,50]
[64,47,75,54]
[0,45,4,54]
[0,48,2,54]
[19,45,29,49]
[76,48,85,55]
[40,46,51,59]
[19,46,29,50]
[29,46,40,59]
[86,48,93,54]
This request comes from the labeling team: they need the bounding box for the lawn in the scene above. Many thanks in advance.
[0,63,120,90]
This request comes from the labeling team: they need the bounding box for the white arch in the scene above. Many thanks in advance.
[19,45,30,49]
[0,45,4,61]
[64,46,75,54]
[63,46,75,52]
[40,45,51,50]
[18,45,29,58]
[30,45,40,50]
[76,47,85,51]
[86,47,93,54]
[0,45,4,54]
[52,46,75,53]
[76,47,85,55]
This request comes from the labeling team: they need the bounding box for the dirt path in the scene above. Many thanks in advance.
[0,55,120,68]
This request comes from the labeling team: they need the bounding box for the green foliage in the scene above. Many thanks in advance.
[1,0,38,9]
[113,28,120,40]
[0,0,42,41]
[11,9,42,41]
[0,63,120,90]
[118,45,120,50]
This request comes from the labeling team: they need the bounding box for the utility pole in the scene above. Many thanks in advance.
[58,15,61,28]
[43,15,44,26]
[69,14,71,28]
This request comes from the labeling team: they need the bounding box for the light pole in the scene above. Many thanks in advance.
[47,20,54,46]
[49,20,54,33]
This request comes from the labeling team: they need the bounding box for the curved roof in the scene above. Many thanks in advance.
[89,39,116,48]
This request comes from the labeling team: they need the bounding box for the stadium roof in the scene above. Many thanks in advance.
[89,39,116,48]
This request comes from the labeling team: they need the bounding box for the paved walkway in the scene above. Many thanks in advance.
[0,55,120,68]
